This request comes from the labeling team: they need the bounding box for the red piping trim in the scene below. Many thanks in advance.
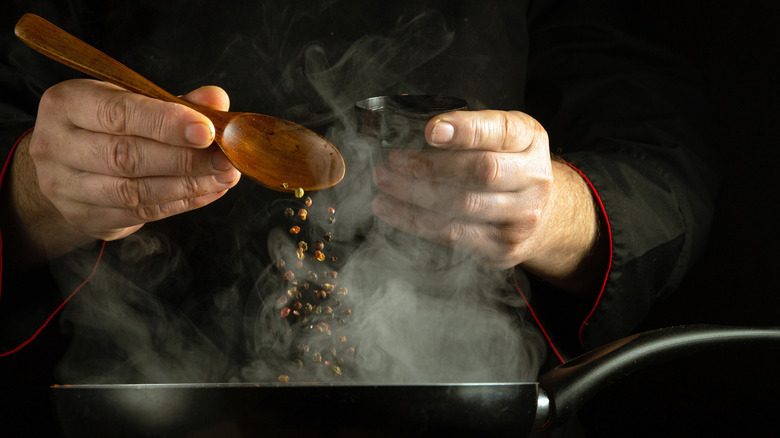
[513,270,565,363]
[563,161,614,350]
[0,128,107,357]
[0,240,106,357]
[0,127,35,304]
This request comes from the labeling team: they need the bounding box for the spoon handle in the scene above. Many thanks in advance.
[15,13,184,105]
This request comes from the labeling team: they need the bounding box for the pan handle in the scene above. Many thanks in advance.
[533,324,780,430]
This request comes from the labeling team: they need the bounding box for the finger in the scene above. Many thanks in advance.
[50,79,215,147]
[57,128,237,178]
[374,161,548,223]
[59,189,231,241]
[51,166,239,209]
[381,148,550,192]
[371,194,529,269]
[180,85,231,112]
[425,110,547,153]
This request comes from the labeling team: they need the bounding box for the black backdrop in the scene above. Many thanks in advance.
[579,2,780,436]
[1,2,778,437]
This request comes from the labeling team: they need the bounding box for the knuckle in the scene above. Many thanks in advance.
[409,154,434,178]
[111,177,142,208]
[27,133,49,161]
[181,176,204,197]
[96,94,128,134]
[504,111,548,151]
[500,112,516,151]
[39,85,64,114]
[36,172,58,199]
[174,149,197,174]
[467,117,484,148]
[446,221,465,245]
[134,205,161,222]
[106,137,140,176]
[148,103,177,142]
[494,226,527,262]
[459,192,485,216]
[472,152,503,186]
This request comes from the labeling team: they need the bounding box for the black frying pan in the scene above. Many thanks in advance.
[52,325,780,437]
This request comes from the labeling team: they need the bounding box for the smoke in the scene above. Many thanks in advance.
[51,5,546,386]
[238,9,546,383]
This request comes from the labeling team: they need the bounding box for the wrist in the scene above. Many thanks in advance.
[520,159,608,295]
[1,132,92,271]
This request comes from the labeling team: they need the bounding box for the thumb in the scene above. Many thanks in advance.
[425,110,546,153]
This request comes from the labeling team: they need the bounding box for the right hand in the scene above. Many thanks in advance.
[27,79,240,243]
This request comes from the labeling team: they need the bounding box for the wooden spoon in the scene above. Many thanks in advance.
[14,13,345,192]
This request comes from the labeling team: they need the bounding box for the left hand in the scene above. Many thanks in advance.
[371,110,554,270]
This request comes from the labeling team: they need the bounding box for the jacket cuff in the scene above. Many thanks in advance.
[0,127,34,297]
[560,161,614,350]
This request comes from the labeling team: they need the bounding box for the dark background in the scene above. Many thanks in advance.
[1,1,778,437]
[579,1,780,436]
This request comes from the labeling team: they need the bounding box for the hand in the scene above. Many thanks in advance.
[8,79,240,264]
[371,110,606,294]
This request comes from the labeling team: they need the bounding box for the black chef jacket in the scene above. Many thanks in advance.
[0,1,720,436]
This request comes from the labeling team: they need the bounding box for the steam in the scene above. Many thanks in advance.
[51,7,546,386]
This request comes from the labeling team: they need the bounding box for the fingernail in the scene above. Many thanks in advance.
[186,122,214,146]
[211,149,233,171]
[430,121,455,145]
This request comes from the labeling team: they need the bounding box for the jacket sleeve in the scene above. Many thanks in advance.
[0,8,83,349]
[0,11,37,299]
[523,1,722,352]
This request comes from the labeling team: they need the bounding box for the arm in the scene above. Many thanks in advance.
[372,110,608,296]
[523,1,721,349]
[0,80,241,273]
[372,1,721,352]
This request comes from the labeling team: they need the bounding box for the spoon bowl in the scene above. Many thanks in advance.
[14,13,345,192]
